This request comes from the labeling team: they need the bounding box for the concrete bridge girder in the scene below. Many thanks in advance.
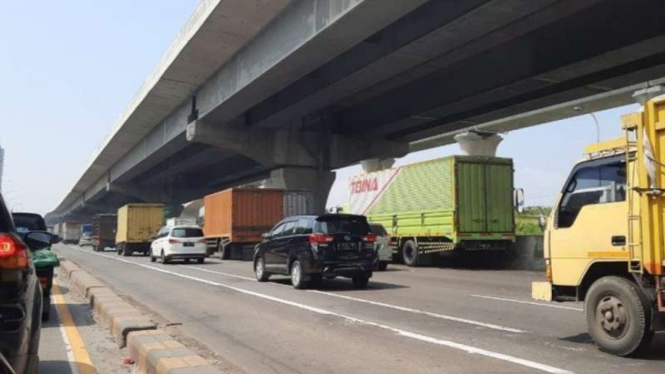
[186,120,409,170]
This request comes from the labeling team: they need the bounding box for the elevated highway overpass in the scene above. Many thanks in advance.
[48,0,665,222]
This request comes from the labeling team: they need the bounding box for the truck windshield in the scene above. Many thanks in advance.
[317,216,370,236]
[171,228,204,238]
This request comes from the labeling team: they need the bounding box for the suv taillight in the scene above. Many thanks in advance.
[0,233,29,270]
[169,239,181,244]
[362,233,377,243]
[309,234,333,245]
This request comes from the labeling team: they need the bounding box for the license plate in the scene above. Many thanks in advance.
[337,242,357,251]
[183,242,194,247]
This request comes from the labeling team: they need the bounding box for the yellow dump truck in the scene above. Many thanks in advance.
[533,89,665,356]
[115,203,164,256]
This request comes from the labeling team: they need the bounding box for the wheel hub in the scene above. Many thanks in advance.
[597,295,628,338]
[256,259,263,277]
[292,265,300,285]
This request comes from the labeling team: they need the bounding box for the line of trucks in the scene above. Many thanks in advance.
[51,153,520,264]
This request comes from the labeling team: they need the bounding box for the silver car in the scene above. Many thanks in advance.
[79,232,93,247]
[369,223,391,271]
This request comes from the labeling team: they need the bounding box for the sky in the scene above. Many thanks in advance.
[0,1,640,215]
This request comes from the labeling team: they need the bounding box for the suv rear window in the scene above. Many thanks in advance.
[316,216,370,236]
[171,228,204,238]
[369,224,387,236]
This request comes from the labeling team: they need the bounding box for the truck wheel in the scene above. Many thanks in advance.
[402,240,419,267]
[117,244,124,256]
[585,276,654,357]
[218,240,230,260]
[255,256,270,282]
[123,246,132,257]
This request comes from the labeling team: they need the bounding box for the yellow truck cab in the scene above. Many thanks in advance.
[533,87,665,357]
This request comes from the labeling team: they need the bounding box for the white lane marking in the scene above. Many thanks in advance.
[184,265,525,333]
[53,278,80,374]
[179,265,256,281]
[61,246,573,374]
[308,290,526,333]
[470,294,584,312]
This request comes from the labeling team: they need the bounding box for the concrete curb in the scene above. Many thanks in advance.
[59,260,83,281]
[127,330,222,374]
[58,259,222,373]
[59,259,157,347]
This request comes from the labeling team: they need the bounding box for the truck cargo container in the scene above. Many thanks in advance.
[93,213,117,252]
[60,222,82,244]
[115,204,164,256]
[204,188,286,260]
[349,156,516,266]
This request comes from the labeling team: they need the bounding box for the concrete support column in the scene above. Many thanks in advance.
[361,158,395,173]
[262,167,336,215]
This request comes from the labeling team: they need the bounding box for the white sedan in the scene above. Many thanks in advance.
[150,225,207,264]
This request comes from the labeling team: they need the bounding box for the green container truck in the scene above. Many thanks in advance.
[349,156,516,266]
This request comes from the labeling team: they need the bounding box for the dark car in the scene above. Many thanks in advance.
[10,213,47,235]
[1,198,42,374]
[254,214,378,289]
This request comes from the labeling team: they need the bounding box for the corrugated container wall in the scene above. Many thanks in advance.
[116,204,164,244]
[204,188,284,243]
[93,214,117,241]
[284,191,314,216]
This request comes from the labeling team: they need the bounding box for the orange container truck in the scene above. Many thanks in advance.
[203,188,284,260]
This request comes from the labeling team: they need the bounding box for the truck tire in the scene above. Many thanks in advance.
[402,240,418,266]
[117,244,123,255]
[585,276,654,357]
[218,240,230,260]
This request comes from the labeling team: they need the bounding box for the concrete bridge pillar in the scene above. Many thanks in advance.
[261,167,335,215]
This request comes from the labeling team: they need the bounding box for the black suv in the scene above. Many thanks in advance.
[254,214,378,289]
[0,197,42,374]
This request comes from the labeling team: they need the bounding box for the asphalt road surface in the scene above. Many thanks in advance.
[54,244,665,374]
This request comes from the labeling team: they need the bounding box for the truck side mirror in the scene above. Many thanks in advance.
[513,188,525,213]
[538,214,547,231]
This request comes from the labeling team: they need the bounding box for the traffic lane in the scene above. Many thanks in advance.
[55,245,574,374]
[158,259,665,374]
[59,245,665,374]
[39,271,132,374]
[174,256,586,338]
[39,297,76,374]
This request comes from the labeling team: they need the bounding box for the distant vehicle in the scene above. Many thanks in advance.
[254,214,378,289]
[165,217,198,227]
[58,222,82,244]
[0,196,41,374]
[150,226,206,264]
[115,204,164,256]
[78,232,93,247]
[81,224,93,235]
[92,213,116,252]
[369,223,391,271]
[203,188,311,261]
[349,156,518,266]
